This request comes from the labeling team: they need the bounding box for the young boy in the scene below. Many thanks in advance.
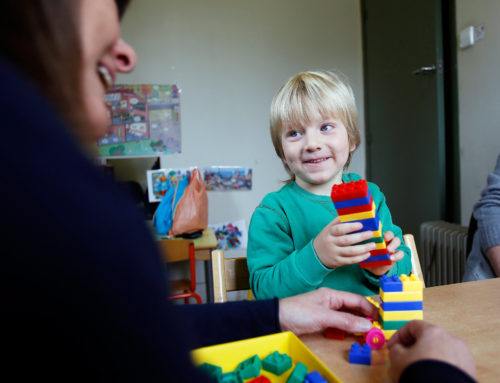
[247,70,411,299]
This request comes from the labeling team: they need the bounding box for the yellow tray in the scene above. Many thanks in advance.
[191,331,342,382]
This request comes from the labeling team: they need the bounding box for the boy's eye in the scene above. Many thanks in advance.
[320,124,334,132]
[286,130,301,138]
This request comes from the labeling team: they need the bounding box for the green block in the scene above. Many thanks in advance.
[218,370,243,383]
[359,236,385,245]
[198,362,222,380]
[262,351,292,376]
[287,362,308,383]
[237,354,261,379]
[380,317,410,330]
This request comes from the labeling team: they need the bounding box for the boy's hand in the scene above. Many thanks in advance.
[313,217,376,269]
[365,230,405,275]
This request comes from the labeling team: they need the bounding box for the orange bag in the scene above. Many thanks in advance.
[170,168,208,236]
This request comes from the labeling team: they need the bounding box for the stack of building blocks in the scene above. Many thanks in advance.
[331,180,391,268]
[379,274,424,339]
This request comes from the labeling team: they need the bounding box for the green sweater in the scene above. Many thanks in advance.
[247,173,412,299]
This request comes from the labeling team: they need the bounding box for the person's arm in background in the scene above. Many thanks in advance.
[388,321,476,383]
[474,154,500,276]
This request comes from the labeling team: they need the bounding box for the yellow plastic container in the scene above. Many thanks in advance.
[191,331,342,382]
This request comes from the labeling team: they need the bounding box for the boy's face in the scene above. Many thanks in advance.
[281,114,355,195]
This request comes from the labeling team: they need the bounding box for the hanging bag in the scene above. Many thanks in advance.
[170,168,208,236]
[152,175,189,235]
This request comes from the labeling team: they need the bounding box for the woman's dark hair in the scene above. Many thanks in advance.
[0,0,84,133]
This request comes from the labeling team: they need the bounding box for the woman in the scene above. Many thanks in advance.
[0,1,476,382]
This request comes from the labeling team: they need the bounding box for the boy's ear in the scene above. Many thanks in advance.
[349,142,356,153]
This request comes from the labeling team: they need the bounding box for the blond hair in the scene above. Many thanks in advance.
[270,70,360,180]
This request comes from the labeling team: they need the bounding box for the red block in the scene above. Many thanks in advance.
[370,249,390,256]
[359,260,392,268]
[248,376,271,383]
[324,327,345,340]
[336,198,373,215]
[331,180,369,202]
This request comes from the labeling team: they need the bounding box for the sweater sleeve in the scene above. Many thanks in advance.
[473,154,500,251]
[361,182,412,286]
[399,360,476,383]
[247,202,331,299]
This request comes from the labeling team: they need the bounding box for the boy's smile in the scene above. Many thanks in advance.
[281,115,354,195]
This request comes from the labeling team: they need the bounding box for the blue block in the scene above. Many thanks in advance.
[380,275,403,292]
[304,371,328,383]
[351,215,380,233]
[360,253,391,263]
[381,300,423,311]
[333,189,372,209]
[349,342,371,365]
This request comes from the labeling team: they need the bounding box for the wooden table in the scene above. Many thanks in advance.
[300,278,500,383]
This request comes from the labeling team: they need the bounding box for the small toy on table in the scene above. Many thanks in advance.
[331,180,391,268]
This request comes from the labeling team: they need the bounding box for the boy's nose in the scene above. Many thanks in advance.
[304,132,322,151]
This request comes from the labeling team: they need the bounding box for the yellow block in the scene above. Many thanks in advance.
[383,329,396,339]
[191,331,341,383]
[380,290,423,302]
[400,274,424,291]
[374,241,387,250]
[381,309,424,321]
[339,202,376,222]
[372,222,383,238]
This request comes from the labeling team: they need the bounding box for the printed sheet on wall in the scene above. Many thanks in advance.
[96,84,181,157]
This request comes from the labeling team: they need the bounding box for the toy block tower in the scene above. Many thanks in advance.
[379,274,424,339]
[331,180,391,267]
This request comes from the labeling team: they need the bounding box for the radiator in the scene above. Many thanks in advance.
[420,221,469,287]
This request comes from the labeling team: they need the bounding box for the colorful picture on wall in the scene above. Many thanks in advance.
[209,220,248,251]
[97,84,181,157]
[203,166,252,191]
[146,167,194,203]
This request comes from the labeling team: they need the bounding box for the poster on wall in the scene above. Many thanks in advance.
[203,166,252,191]
[209,220,248,251]
[97,84,181,157]
[146,167,194,203]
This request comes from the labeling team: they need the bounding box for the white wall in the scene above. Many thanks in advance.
[118,0,365,256]
[456,1,500,225]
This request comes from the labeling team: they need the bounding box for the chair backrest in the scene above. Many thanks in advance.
[211,250,250,303]
[403,233,425,287]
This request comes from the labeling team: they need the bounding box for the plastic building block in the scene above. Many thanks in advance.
[332,189,372,209]
[365,327,386,349]
[331,180,369,202]
[304,371,328,383]
[380,308,423,321]
[219,370,243,383]
[359,235,385,245]
[262,351,292,376]
[286,361,308,383]
[348,342,371,365]
[380,290,423,302]
[338,203,376,223]
[248,376,271,383]
[359,260,392,268]
[336,198,373,215]
[370,248,391,256]
[324,327,345,340]
[237,354,261,379]
[380,300,423,311]
[198,362,222,380]
[400,274,424,291]
[351,216,380,233]
[379,318,410,330]
[380,275,403,292]
[360,254,391,263]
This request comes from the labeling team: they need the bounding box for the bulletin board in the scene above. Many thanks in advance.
[96,84,181,157]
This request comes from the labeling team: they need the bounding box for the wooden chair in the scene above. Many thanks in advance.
[211,250,250,303]
[403,233,425,287]
[157,239,202,304]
